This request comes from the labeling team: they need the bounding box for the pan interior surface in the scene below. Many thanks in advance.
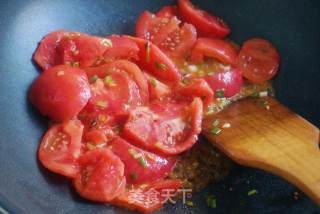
[0,0,319,213]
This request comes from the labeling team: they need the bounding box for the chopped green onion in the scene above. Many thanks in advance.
[104,75,116,87]
[212,119,220,127]
[155,62,167,70]
[251,91,259,98]
[138,156,148,168]
[129,172,137,181]
[206,195,217,208]
[90,75,98,83]
[128,148,141,159]
[96,100,108,108]
[145,41,151,63]
[215,89,225,98]
[150,78,157,87]
[186,200,194,206]
[259,91,268,97]
[247,189,258,196]
[73,61,80,67]
[211,127,222,136]
[100,38,112,47]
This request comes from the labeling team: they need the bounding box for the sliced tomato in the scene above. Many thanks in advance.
[205,68,243,98]
[191,38,238,66]
[80,71,142,125]
[29,65,91,122]
[122,98,203,155]
[126,36,181,83]
[176,78,213,105]
[237,38,280,83]
[111,179,182,213]
[103,35,139,61]
[38,119,83,178]
[136,10,196,58]
[58,32,110,68]
[156,6,179,18]
[159,23,197,58]
[178,0,230,38]
[85,60,149,102]
[108,137,176,184]
[145,73,172,101]
[136,11,180,45]
[33,31,65,70]
[74,149,126,202]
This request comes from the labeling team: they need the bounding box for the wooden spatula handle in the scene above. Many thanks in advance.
[203,97,320,204]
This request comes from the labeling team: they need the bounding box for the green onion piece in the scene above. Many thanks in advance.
[100,38,112,47]
[145,41,151,63]
[150,78,157,87]
[129,172,137,181]
[211,127,222,135]
[155,62,167,70]
[206,195,217,208]
[212,119,220,127]
[251,91,259,98]
[186,201,194,206]
[215,89,225,98]
[138,156,148,168]
[248,189,258,196]
[104,75,116,86]
[90,75,98,83]
[86,143,96,150]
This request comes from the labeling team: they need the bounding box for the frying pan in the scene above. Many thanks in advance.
[0,0,319,213]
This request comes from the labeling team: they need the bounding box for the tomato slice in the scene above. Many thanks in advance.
[29,65,91,122]
[80,71,142,124]
[178,0,230,38]
[126,36,181,83]
[34,31,65,70]
[86,60,149,103]
[122,98,203,155]
[205,68,243,98]
[191,38,238,66]
[111,179,182,213]
[136,10,197,58]
[136,11,180,45]
[176,78,214,105]
[58,32,111,68]
[103,35,139,61]
[159,23,197,58]
[156,6,179,18]
[74,149,126,202]
[38,119,83,178]
[108,137,176,184]
[237,38,280,83]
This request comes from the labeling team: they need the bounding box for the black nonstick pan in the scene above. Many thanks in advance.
[0,0,319,213]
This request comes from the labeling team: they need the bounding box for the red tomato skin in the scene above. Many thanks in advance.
[205,68,243,98]
[178,0,230,38]
[176,78,214,105]
[74,149,126,202]
[33,30,65,70]
[29,65,91,122]
[111,179,182,213]
[104,35,139,61]
[38,119,83,178]
[108,138,176,184]
[126,36,182,83]
[191,38,238,66]
[237,38,280,83]
[58,33,109,68]
[156,6,179,18]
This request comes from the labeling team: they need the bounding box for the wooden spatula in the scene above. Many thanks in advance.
[202,97,320,204]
